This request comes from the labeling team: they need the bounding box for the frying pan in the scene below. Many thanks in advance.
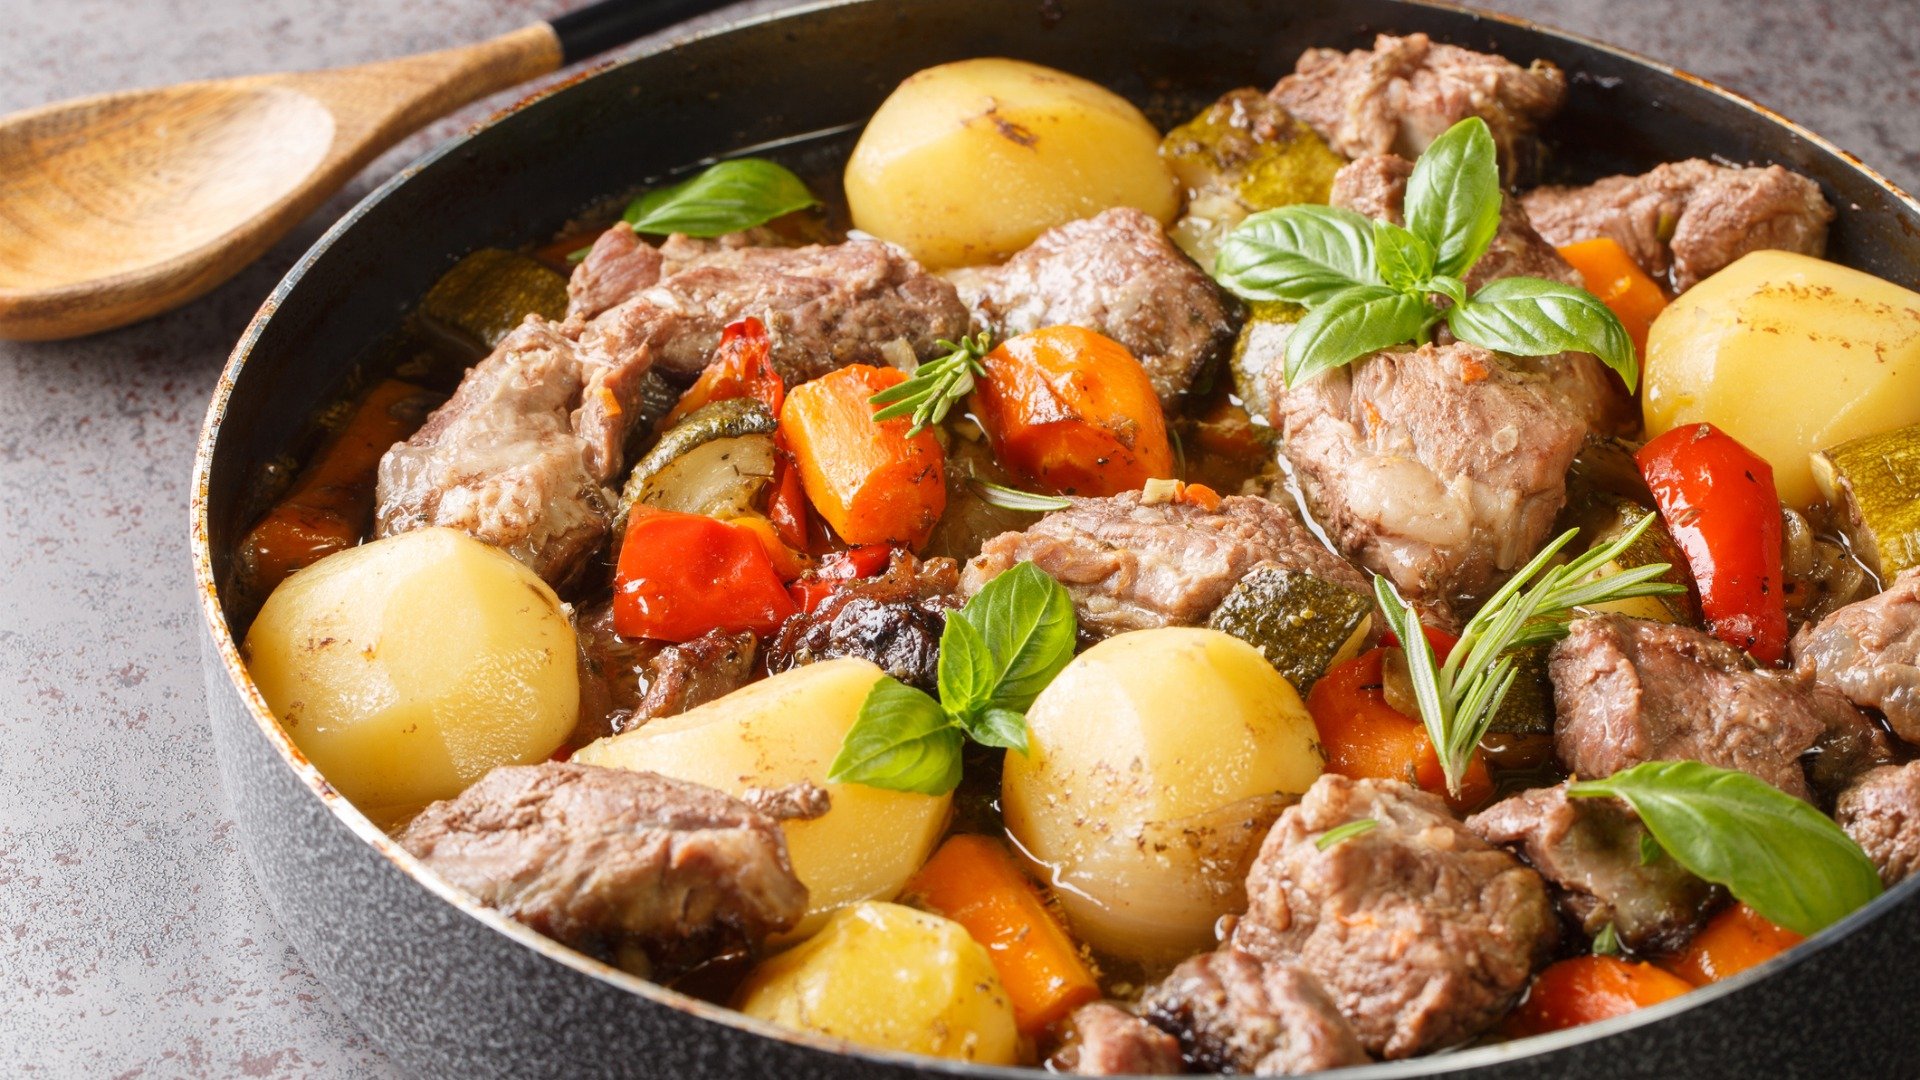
[190,0,1920,1075]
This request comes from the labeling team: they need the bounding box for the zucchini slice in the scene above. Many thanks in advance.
[1579,496,1701,626]
[1228,301,1302,425]
[1206,564,1371,694]
[1813,423,1920,579]
[617,398,778,524]
[420,248,568,350]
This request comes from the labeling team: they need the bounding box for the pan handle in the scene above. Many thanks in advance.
[547,0,741,66]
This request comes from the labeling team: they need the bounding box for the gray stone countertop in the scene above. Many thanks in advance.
[1,0,1914,1076]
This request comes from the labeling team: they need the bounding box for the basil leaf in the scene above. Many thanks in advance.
[967,707,1030,754]
[1404,117,1503,278]
[1447,276,1640,392]
[624,159,818,238]
[937,614,997,719]
[1285,285,1435,387]
[827,678,964,795]
[956,561,1076,713]
[1214,205,1381,304]
[1568,760,1883,936]
[1373,220,1436,292]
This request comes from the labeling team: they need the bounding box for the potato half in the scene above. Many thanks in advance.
[1002,627,1324,965]
[736,902,1019,1065]
[573,658,951,936]
[244,527,579,825]
[1643,249,1920,508]
[845,58,1178,269]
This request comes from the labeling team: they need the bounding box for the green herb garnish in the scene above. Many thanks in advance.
[1212,117,1636,390]
[1373,515,1685,795]
[1315,818,1380,851]
[622,158,818,238]
[869,333,993,437]
[1570,761,1883,936]
[970,478,1072,513]
[827,561,1075,794]
[1591,922,1622,956]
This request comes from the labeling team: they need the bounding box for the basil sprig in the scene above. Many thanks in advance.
[827,562,1075,795]
[1570,761,1884,936]
[1212,117,1637,390]
[622,158,818,238]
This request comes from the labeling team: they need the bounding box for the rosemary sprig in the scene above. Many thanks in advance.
[869,333,993,436]
[971,478,1071,513]
[1373,515,1687,795]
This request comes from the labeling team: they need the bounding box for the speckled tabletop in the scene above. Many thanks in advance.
[1,0,1915,1076]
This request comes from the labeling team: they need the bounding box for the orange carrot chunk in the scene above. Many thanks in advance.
[972,326,1174,497]
[1661,902,1803,986]
[780,364,947,548]
[237,378,436,595]
[1506,955,1694,1037]
[904,834,1101,1037]
[1557,237,1670,357]
[1306,648,1494,812]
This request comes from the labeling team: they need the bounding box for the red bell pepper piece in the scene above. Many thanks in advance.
[767,448,812,553]
[789,544,896,613]
[1637,423,1787,664]
[662,317,784,427]
[613,506,797,642]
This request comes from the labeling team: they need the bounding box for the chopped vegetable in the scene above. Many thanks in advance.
[1578,496,1701,626]
[1205,565,1372,694]
[662,317,786,428]
[727,514,812,582]
[617,398,778,525]
[612,506,797,641]
[1568,761,1882,936]
[766,447,811,552]
[868,333,991,436]
[1374,518,1685,794]
[236,378,437,596]
[1637,422,1787,664]
[1661,902,1804,986]
[1306,648,1494,811]
[782,365,948,548]
[904,834,1100,1036]
[972,326,1174,497]
[1812,421,1920,579]
[1158,87,1344,266]
[1211,118,1635,390]
[1557,237,1669,357]
[418,248,568,350]
[623,159,817,238]
[1503,955,1694,1037]
[789,544,897,612]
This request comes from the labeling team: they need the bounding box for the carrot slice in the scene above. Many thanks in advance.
[1558,237,1670,356]
[1661,903,1803,986]
[1505,955,1694,1037]
[780,364,947,548]
[904,834,1101,1037]
[973,326,1174,497]
[1306,648,1494,812]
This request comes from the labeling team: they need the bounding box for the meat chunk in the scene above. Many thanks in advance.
[1270,342,1590,618]
[374,319,612,589]
[1521,159,1834,291]
[1231,774,1559,1059]
[574,611,756,739]
[946,208,1242,407]
[1836,762,1920,887]
[1271,33,1565,170]
[961,490,1367,638]
[566,224,664,322]
[1467,783,1718,952]
[572,238,968,478]
[397,763,820,973]
[1550,614,1848,800]
[1794,568,1920,743]
[1140,951,1369,1075]
[1802,680,1897,806]
[633,629,757,728]
[1048,1003,1184,1076]
[766,552,962,690]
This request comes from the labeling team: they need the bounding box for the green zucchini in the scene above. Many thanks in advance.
[1206,564,1371,694]
[1578,496,1701,626]
[419,248,568,350]
[1229,301,1302,424]
[617,398,778,524]
[1812,423,1920,578]
[1160,88,1344,268]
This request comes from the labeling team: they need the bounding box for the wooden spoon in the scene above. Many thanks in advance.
[0,0,730,341]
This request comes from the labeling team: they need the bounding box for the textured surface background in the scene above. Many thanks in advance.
[1,0,1914,1076]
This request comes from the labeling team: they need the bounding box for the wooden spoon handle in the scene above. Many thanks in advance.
[550,0,743,66]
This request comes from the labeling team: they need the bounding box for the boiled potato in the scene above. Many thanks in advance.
[736,902,1018,1065]
[244,527,578,825]
[845,58,1178,269]
[1643,249,1920,508]
[573,659,950,936]
[1002,627,1324,965]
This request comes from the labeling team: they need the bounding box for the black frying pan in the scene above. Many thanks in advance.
[191,1,1920,1076]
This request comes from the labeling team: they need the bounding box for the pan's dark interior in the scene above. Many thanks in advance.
[199,0,1920,1075]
